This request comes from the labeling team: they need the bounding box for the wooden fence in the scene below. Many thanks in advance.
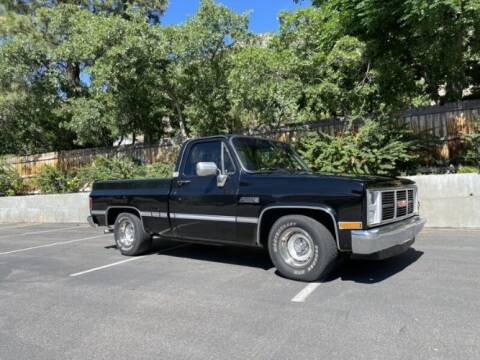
[251,99,480,166]
[3,100,480,177]
[3,143,180,178]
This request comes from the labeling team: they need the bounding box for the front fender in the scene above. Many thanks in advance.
[256,204,342,250]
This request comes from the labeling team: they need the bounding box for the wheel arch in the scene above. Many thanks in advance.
[256,205,341,251]
[106,206,144,228]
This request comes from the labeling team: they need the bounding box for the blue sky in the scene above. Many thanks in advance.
[162,0,311,33]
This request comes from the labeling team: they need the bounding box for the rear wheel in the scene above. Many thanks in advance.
[268,215,337,282]
[114,212,152,256]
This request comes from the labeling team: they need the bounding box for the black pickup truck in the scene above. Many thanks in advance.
[88,135,426,282]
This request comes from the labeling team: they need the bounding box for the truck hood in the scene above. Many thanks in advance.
[251,171,414,188]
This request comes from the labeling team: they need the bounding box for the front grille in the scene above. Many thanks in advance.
[381,192,395,221]
[408,189,415,213]
[379,187,417,224]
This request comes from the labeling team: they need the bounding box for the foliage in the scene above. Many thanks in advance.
[76,156,173,186]
[0,0,250,152]
[460,116,480,165]
[0,165,24,196]
[161,0,250,137]
[296,117,417,176]
[274,8,381,119]
[34,165,79,194]
[1,0,480,172]
[301,0,480,105]
[32,156,174,194]
[458,165,479,173]
[76,156,143,185]
[228,46,303,129]
[1,0,168,23]
[463,132,480,165]
[143,162,175,178]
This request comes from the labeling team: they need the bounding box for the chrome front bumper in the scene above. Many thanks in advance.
[351,216,426,255]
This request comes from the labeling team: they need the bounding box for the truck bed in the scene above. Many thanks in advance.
[90,178,173,233]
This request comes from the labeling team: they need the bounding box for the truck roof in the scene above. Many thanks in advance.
[184,134,278,144]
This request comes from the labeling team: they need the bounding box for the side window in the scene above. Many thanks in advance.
[183,141,221,176]
[222,143,235,174]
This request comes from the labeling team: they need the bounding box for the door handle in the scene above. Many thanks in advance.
[176,180,191,186]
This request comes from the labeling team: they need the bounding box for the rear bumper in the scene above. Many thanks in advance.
[351,216,426,256]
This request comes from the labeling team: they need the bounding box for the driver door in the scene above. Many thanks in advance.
[170,139,238,243]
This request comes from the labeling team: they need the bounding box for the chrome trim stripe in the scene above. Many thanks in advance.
[172,213,258,224]
[140,211,168,218]
[173,213,236,222]
[367,185,417,192]
[236,217,259,224]
[256,206,342,251]
[101,208,257,223]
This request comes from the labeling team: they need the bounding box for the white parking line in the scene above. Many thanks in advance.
[0,234,109,255]
[0,225,87,239]
[291,283,321,303]
[69,243,189,277]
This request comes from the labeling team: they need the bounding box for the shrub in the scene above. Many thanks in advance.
[143,162,175,178]
[296,116,417,176]
[462,133,480,166]
[458,166,479,174]
[34,165,80,194]
[76,156,175,186]
[77,156,143,186]
[32,157,176,194]
[0,165,24,196]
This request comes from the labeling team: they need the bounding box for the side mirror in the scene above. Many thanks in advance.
[196,162,218,177]
[196,162,228,187]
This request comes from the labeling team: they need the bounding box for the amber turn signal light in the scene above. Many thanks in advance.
[338,222,363,230]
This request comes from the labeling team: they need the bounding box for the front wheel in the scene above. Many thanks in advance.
[268,215,338,282]
[114,212,152,256]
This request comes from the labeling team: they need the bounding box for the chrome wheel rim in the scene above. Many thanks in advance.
[117,219,135,249]
[278,227,314,268]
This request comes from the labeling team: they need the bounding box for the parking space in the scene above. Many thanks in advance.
[0,224,479,359]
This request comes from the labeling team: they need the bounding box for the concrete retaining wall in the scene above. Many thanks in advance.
[0,174,478,227]
[0,192,90,223]
[406,174,480,228]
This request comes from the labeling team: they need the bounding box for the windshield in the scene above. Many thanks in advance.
[232,137,310,173]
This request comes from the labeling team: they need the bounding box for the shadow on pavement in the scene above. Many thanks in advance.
[109,237,423,282]
[152,241,274,271]
[327,248,424,284]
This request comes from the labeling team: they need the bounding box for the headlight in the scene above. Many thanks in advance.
[367,190,382,226]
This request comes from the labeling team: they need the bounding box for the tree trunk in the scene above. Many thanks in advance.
[67,62,80,87]
[175,102,188,140]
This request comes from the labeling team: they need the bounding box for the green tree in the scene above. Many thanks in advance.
[0,1,170,152]
[160,0,250,137]
[62,11,170,145]
[1,1,168,22]
[297,0,480,105]
[228,46,303,130]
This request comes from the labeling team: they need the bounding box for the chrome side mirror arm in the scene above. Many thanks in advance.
[216,173,228,187]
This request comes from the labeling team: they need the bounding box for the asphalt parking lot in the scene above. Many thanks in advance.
[0,224,479,360]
